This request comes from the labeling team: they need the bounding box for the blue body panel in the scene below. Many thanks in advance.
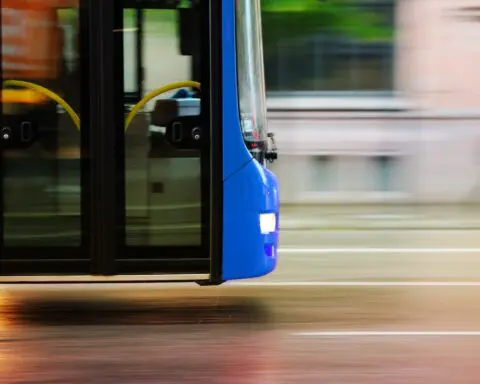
[220,0,251,179]
[221,0,279,281]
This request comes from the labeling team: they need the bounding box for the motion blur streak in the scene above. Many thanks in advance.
[2,0,480,382]
[1,283,480,382]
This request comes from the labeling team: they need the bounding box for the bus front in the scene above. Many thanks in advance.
[220,0,280,281]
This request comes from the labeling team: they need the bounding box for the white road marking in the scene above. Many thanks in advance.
[3,281,480,289]
[232,281,480,287]
[279,248,480,254]
[292,331,480,337]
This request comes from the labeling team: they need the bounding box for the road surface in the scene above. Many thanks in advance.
[273,229,480,282]
[1,228,480,382]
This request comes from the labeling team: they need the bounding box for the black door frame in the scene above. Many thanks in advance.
[84,0,121,275]
[0,2,91,275]
[84,0,217,275]
[113,0,219,276]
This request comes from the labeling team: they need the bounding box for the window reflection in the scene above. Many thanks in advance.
[123,8,202,247]
[1,2,82,246]
[262,1,395,93]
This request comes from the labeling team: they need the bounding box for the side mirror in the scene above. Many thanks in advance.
[265,132,278,163]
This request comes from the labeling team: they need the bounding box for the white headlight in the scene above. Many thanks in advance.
[259,213,276,234]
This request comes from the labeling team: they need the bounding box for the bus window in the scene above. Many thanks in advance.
[1,0,82,246]
[122,4,202,247]
[235,0,267,144]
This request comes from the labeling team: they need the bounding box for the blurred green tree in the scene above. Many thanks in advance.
[261,0,394,53]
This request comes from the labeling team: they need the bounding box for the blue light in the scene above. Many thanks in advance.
[264,243,277,258]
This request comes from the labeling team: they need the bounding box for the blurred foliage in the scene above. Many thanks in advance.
[261,0,394,51]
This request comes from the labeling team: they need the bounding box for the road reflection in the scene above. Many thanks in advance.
[10,295,270,327]
[0,285,278,383]
[0,285,478,382]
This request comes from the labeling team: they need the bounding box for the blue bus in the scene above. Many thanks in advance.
[0,0,279,284]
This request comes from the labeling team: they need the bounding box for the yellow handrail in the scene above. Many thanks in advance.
[125,80,200,131]
[2,80,80,130]
[2,79,201,132]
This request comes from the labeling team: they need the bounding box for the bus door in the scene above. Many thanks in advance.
[0,0,88,276]
[118,0,216,277]
[0,0,219,279]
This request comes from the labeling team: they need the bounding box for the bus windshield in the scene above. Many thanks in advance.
[236,0,267,143]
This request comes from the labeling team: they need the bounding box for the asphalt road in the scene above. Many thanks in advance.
[1,228,480,382]
[272,229,480,282]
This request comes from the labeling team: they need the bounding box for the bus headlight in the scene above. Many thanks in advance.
[259,212,276,234]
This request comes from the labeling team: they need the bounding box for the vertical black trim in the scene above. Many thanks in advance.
[199,0,210,270]
[190,4,202,82]
[209,0,223,283]
[199,0,211,272]
[87,0,118,274]
[115,5,127,254]
[136,10,145,100]
[79,0,91,256]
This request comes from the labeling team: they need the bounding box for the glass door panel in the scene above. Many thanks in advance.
[122,5,208,257]
[0,1,88,274]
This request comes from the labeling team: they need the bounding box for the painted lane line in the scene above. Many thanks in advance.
[4,281,480,289]
[279,248,480,254]
[292,331,480,337]
[232,281,480,287]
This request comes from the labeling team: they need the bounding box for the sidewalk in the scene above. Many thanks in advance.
[279,205,480,230]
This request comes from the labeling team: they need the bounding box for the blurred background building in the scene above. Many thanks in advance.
[263,0,480,204]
